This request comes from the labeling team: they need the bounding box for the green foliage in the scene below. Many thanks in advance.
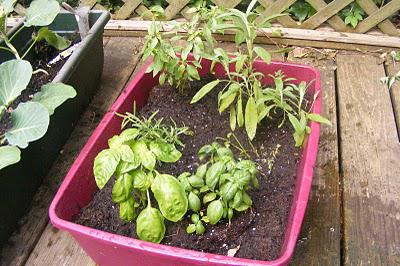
[189,2,283,140]
[341,2,364,28]
[0,60,76,170]
[142,4,219,90]
[93,110,191,243]
[288,0,316,22]
[0,0,76,170]
[178,142,258,234]
[260,71,331,146]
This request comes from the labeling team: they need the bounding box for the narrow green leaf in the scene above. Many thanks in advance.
[237,96,244,127]
[230,105,236,131]
[245,97,257,140]
[191,80,220,104]
[254,46,271,64]
[307,113,332,126]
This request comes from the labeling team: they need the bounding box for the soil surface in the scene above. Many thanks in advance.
[75,76,301,261]
[0,42,68,140]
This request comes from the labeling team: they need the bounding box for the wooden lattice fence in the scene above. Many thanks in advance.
[80,0,400,36]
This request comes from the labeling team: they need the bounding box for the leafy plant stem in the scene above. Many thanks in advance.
[0,33,21,59]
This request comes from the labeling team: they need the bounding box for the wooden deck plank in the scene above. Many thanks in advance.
[288,50,341,265]
[0,37,143,266]
[385,58,400,139]
[25,225,95,266]
[336,53,400,265]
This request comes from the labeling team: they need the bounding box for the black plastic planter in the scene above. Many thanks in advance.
[0,10,110,246]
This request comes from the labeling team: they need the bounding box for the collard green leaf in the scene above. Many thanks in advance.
[112,172,134,203]
[5,102,49,148]
[32,83,76,115]
[0,0,16,14]
[245,96,257,140]
[149,141,181,163]
[93,148,120,189]
[0,145,20,170]
[207,200,224,225]
[119,196,136,222]
[0,60,32,106]
[254,46,271,64]
[131,141,155,171]
[151,173,188,222]
[24,0,60,27]
[191,80,220,104]
[35,27,71,50]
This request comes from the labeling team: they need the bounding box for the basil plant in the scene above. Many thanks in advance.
[178,142,258,235]
[0,0,76,170]
[93,111,192,243]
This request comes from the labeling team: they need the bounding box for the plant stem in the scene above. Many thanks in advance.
[9,25,25,42]
[146,189,151,207]
[0,33,21,59]
[0,46,13,54]
[21,38,38,59]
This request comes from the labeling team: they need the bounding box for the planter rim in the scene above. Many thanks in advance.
[49,58,322,266]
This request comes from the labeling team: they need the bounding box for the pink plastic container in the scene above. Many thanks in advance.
[49,57,322,266]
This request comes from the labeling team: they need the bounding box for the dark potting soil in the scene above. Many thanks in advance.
[75,76,302,261]
[0,42,68,140]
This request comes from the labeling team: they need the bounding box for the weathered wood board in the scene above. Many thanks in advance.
[336,53,400,265]
[288,50,341,266]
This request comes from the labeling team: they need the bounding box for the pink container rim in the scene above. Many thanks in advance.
[49,58,322,266]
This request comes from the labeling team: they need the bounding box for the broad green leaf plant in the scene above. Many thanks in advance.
[93,110,192,243]
[178,141,258,235]
[0,0,76,170]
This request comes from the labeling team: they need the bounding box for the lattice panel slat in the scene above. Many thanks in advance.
[85,0,400,37]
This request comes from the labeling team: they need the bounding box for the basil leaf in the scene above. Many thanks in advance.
[188,191,201,212]
[151,173,188,222]
[94,149,120,189]
[132,170,153,191]
[119,196,136,222]
[131,141,156,171]
[149,141,181,163]
[207,200,224,225]
[136,206,165,243]
[112,172,134,203]
[205,161,225,190]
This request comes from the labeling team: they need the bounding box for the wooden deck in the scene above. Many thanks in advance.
[1,37,399,266]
